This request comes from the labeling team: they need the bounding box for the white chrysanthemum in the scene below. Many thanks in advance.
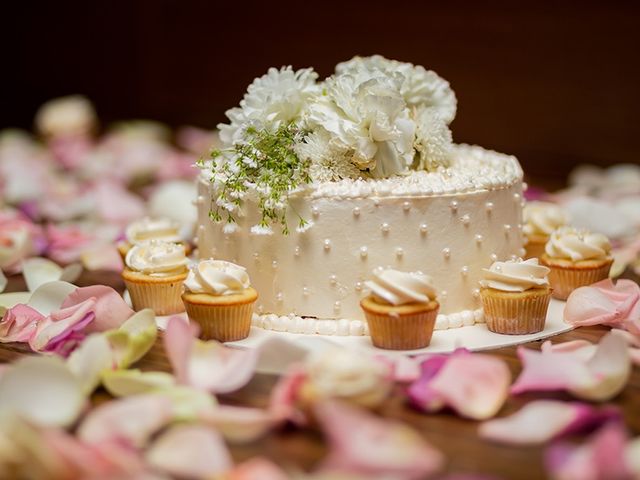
[294,131,363,183]
[414,107,453,171]
[306,70,416,178]
[218,66,320,146]
[336,55,457,124]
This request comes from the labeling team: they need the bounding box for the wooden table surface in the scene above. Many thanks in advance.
[2,271,639,479]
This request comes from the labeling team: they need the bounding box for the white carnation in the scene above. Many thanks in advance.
[336,55,457,124]
[294,130,363,183]
[305,70,416,178]
[414,107,453,171]
[218,66,320,146]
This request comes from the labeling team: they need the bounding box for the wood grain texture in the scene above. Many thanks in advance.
[2,272,639,478]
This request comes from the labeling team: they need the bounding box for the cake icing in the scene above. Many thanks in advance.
[184,259,251,295]
[195,56,525,335]
[125,241,188,277]
[545,227,611,261]
[480,258,550,292]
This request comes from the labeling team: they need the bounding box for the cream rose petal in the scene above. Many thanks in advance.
[0,356,85,428]
[199,404,283,444]
[146,425,233,478]
[26,280,76,315]
[67,333,115,394]
[103,308,157,368]
[102,369,176,397]
[22,257,82,292]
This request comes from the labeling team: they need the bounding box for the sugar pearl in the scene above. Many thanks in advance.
[353,207,361,217]
[323,239,331,251]
[442,247,451,259]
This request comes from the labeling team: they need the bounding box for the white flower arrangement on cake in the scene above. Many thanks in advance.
[199,55,457,234]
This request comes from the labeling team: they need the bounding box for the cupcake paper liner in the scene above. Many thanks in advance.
[546,261,612,300]
[524,239,547,260]
[481,289,551,335]
[182,300,255,342]
[361,307,438,350]
[124,278,186,316]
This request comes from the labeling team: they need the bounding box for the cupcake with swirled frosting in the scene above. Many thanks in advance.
[479,258,551,334]
[121,240,189,315]
[360,267,439,350]
[181,259,258,341]
[523,201,568,259]
[117,217,187,259]
[540,226,612,300]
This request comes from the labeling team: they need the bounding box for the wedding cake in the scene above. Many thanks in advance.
[195,56,524,335]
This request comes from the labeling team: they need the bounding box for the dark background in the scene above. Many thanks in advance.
[3,0,640,182]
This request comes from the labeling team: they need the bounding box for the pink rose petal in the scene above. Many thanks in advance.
[61,285,134,332]
[314,400,444,479]
[146,424,233,478]
[199,404,283,444]
[164,317,258,394]
[45,223,96,265]
[408,350,511,420]
[268,365,308,425]
[93,180,146,226]
[512,331,631,401]
[374,354,429,383]
[0,303,43,342]
[479,400,621,445]
[226,457,289,480]
[545,423,635,480]
[77,394,174,448]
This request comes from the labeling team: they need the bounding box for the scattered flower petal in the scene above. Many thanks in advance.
[22,257,81,292]
[27,280,76,315]
[314,400,444,479]
[0,303,43,342]
[0,356,85,428]
[0,270,6,293]
[154,385,217,422]
[512,331,631,401]
[225,457,289,480]
[102,369,176,397]
[408,349,510,420]
[479,400,621,445]
[164,317,258,394]
[199,404,283,444]
[80,243,124,271]
[104,308,157,368]
[67,333,115,394]
[77,394,174,447]
[545,423,637,480]
[61,284,134,332]
[145,425,233,478]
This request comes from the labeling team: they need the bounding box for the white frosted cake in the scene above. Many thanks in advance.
[195,56,525,335]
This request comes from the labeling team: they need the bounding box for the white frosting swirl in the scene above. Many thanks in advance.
[184,259,250,295]
[523,201,567,236]
[545,226,611,261]
[304,348,391,405]
[480,258,549,292]
[125,217,182,245]
[125,241,188,276]
[364,267,436,305]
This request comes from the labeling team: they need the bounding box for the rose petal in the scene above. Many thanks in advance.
[408,350,510,420]
[61,285,134,332]
[545,423,635,480]
[22,257,81,292]
[145,425,233,478]
[154,385,217,421]
[268,365,308,425]
[199,404,283,444]
[374,354,430,383]
[28,298,96,354]
[479,400,621,445]
[27,280,76,315]
[314,400,444,479]
[104,308,157,368]
[226,458,289,480]
[77,394,174,447]
[164,317,258,394]
[0,356,85,427]
[0,303,43,342]
[102,369,176,397]
[80,244,124,271]
[0,270,6,293]
[512,331,631,401]
[67,333,115,394]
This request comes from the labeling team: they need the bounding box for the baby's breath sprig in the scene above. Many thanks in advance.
[204,122,311,234]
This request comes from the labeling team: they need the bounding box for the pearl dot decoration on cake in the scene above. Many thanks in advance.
[442,247,451,259]
[373,199,381,207]
[380,223,390,234]
[323,239,331,251]
[461,265,469,276]
[359,246,368,259]
[333,301,341,314]
[355,281,363,292]
[513,192,521,201]
[475,234,484,244]
[352,207,361,217]
[252,252,260,261]
[294,246,301,257]
[329,274,337,286]
[449,200,459,212]
[504,224,512,234]
[472,288,481,299]
[460,214,471,226]
[490,253,498,262]
[440,290,448,300]
[275,292,283,303]
[510,254,518,261]
[271,260,278,269]
[485,201,494,213]
[302,286,310,297]
[311,206,320,218]
[419,223,428,235]
[395,247,404,259]
[402,201,411,212]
